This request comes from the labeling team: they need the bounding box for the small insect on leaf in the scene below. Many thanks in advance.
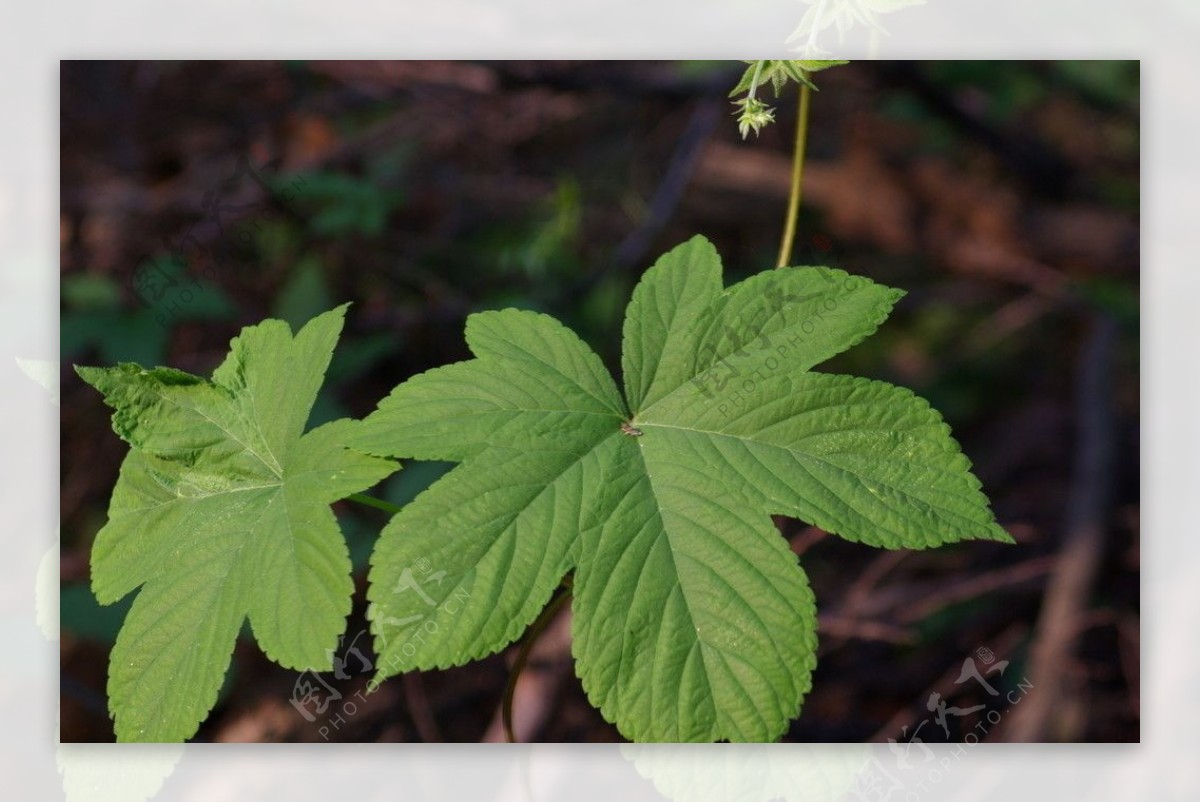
[620,421,644,437]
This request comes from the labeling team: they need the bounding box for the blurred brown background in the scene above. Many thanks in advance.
[59,60,1139,743]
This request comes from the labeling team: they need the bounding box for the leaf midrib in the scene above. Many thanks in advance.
[637,420,990,534]
[622,441,721,741]
[145,383,284,479]
[484,337,626,417]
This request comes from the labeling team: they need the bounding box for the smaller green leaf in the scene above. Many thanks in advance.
[728,62,761,97]
[78,306,397,742]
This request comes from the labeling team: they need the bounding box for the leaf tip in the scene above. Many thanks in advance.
[89,580,122,608]
[74,364,103,387]
[299,302,352,333]
[987,524,1017,544]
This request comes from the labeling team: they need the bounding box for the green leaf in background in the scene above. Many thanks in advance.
[351,235,1009,742]
[278,170,406,239]
[61,263,236,367]
[76,306,397,742]
[61,274,124,309]
[60,583,132,643]
[272,255,332,333]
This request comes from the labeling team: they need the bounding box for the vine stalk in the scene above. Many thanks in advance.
[346,492,403,515]
[502,583,573,743]
[776,79,812,269]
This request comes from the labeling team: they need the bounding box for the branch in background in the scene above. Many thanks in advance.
[612,99,724,274]
[565,98,723,307]
[1002,314,1117,742]
[871,62,1077,201]
[818,614,916,646]
[894,555,1056,625]
[870,625,1029,744]
[402,672,443,743]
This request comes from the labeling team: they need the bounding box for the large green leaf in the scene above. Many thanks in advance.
[77,306,397,742]
[352,236,1010,742]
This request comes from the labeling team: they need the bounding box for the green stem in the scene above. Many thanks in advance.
[776,79,812,269]
[747,59,765,101]
[345,492,402,515]
[502,584,573,743]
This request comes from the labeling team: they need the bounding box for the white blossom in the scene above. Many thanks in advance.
[787,0,926,56]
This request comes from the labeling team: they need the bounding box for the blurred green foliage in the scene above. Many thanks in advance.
[280,170,405,239]
[62,261,235,366]
[61,584,131,643]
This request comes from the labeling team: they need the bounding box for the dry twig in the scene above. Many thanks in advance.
[1003,315,1116,741]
